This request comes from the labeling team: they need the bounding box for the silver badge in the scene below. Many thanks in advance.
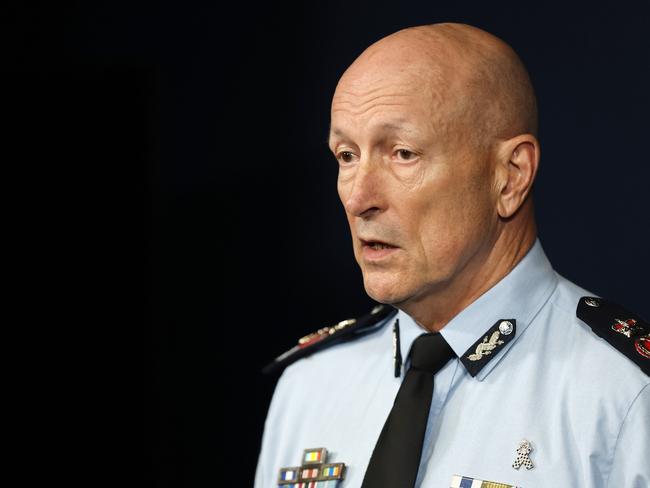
[498,320,514,336]
[512,439,534,470]
[584,297,600,307]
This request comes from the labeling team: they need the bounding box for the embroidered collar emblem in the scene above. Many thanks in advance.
[468,330,505,361]
[460,319,517,377]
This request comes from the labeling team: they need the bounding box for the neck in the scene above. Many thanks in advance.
[399,216,537,333]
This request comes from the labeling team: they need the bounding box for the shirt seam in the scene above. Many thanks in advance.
[523,270,560,326]
[604,382,650,488]
[475,271,559,381]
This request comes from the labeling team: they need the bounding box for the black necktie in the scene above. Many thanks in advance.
[361,332,455,488]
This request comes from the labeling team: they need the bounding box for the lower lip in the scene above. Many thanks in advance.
[361,244,399,261]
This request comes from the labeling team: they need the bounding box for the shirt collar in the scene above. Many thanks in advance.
[396,238,559,381]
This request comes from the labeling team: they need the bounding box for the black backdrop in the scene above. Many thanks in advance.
[4,1,649,486]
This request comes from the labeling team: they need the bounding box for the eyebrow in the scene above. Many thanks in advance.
[326,122,411,147]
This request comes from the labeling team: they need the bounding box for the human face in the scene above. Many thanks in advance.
[329,68,499,306]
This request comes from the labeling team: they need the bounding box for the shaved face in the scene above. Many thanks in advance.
[329,23,538,311]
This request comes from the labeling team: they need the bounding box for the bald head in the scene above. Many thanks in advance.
[330,24,541,329]
[334,23,538,149]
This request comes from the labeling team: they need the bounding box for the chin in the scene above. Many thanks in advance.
[362,272,412,305]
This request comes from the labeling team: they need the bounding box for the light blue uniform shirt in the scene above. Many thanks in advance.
[255,239,649,487]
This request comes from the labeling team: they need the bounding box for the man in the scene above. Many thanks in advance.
[255,23,649,488]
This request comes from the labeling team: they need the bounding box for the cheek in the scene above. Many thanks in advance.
[413,171,496,260]
[336,178,347,204]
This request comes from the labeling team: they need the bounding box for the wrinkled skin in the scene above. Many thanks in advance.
[329,23,540,331]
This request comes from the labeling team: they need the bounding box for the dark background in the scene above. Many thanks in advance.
[4,1,648,486]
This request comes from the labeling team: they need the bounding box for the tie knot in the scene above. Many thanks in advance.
[409,333,455,373]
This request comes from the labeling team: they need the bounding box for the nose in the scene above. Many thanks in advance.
[340,158,385,219]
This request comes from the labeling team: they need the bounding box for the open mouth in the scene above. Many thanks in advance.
[364,242,395,250]
[361,239,398,250]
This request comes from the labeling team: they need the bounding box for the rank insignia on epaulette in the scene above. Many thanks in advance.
[278,447,346,487]
[577,296,649,375]
[262,304,398,375]
[635,334,650,359]
[298,319,357,349]
[611,318,643,338]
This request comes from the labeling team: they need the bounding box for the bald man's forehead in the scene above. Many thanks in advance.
[330,63,472,157]
[333,72,435,107]
[328,92,460,159]
[332,75,437,125]
[328,117,427,147]
[332,31,474,126]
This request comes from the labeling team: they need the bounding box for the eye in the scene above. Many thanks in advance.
[395,149,417,162]
[336,151,357,164]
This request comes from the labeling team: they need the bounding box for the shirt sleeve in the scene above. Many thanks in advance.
[606,382,650,487]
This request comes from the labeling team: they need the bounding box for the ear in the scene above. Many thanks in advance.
[494,134,540,219]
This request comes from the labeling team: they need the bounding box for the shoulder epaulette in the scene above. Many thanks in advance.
[577,296,649,376]
[262,304,398,375]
